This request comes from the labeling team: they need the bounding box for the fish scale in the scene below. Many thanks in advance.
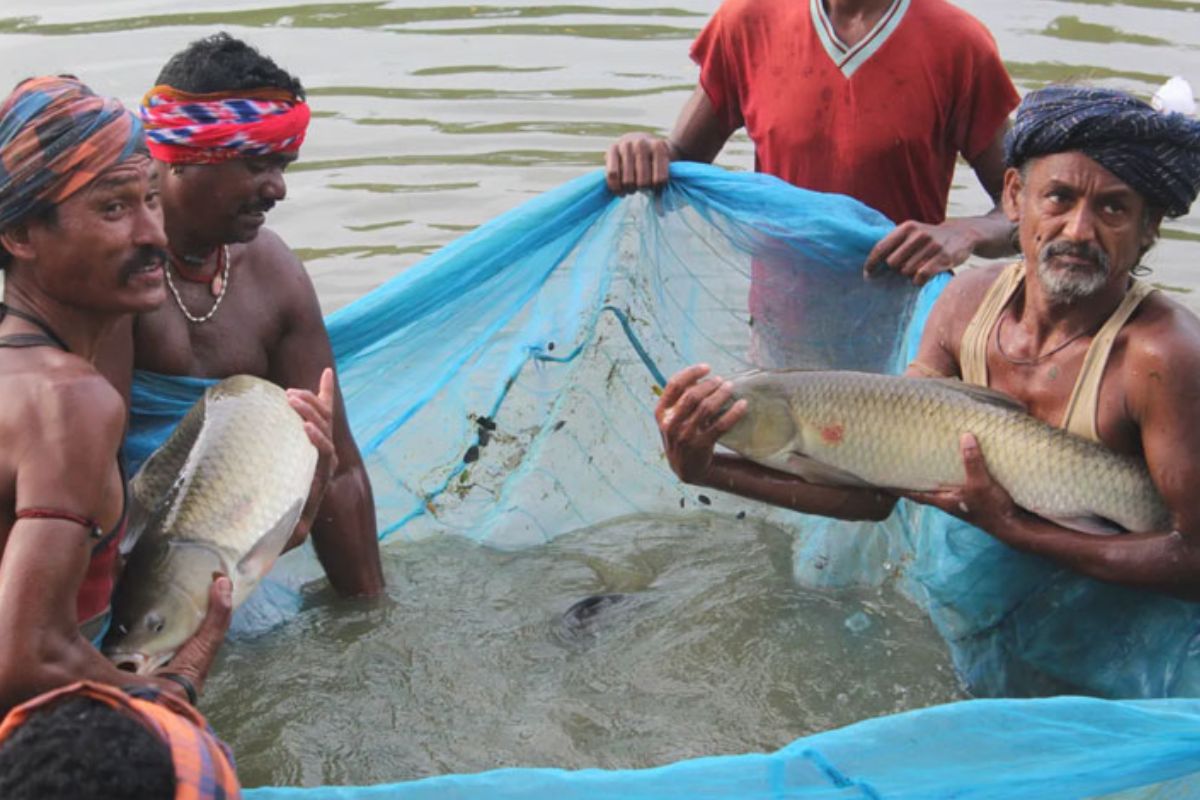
[104,375,318,674]
[721,370,1170,534]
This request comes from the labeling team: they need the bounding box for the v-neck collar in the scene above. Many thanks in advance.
[810,0,912,79]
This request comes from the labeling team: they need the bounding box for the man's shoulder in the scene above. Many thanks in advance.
[238,227,317,308]
[1124,289,1200,373]
[711,0,796,27]
[12,365,124,449]
[240,227,304,275]
[942,262,1011,313]
[908,0,1001,49]
[911,0,994,32]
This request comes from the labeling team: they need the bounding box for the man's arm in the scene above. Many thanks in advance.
[0,376,230,711]
[268,249,384,597]
[657,364,896,520]
[905,321,1200,600]
[864,125,1018,285]
[605,86,739,195]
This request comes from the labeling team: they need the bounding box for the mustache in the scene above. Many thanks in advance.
[241,198,276,215]
[120,245,167,278]
[1039,240,1110,272]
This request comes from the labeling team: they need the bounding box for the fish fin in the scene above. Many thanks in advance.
[119,491,171,557]
[1043,514,1127,536]
[236,498,305,582]
[927,379,1027,412]
[783,452,873,488]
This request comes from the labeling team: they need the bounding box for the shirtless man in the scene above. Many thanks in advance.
[111,33,385,597]
[657,85,1200,600]
[0,76,233,712]
[606,0,1020,285]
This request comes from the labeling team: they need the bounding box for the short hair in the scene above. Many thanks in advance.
[0,696,176,799]
[0,203,58,270]
[155,31,305,99]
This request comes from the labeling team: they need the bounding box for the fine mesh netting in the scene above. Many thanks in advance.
[126,164,1200,797]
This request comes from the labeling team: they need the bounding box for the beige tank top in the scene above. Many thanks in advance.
[958,262,1156,442]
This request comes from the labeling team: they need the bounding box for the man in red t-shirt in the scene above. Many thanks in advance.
[607,0,1020,286]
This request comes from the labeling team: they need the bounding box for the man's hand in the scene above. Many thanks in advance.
[864,220,979,286]
[605,133,673,195]
[285,367,338,551]
[656,364,747,485]
[901,433,1019,529]
[153,575,233,703]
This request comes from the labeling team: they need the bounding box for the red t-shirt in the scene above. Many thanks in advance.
[692,0,1019,226]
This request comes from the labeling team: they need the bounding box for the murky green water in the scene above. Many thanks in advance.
[208,515,958,786]
[0,0,1196,788]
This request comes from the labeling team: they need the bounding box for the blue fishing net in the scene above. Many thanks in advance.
[127,163,1200,795]
[243,696,1200,799]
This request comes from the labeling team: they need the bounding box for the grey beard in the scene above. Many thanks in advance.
[1036,241,1111,303]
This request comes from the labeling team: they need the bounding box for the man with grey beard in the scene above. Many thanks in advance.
[656,84,1200,600]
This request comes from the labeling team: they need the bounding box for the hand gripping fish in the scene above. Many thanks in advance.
[719,370,1170,535]
[105,375,317,674]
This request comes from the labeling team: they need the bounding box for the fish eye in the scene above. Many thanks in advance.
[145,612,165,633]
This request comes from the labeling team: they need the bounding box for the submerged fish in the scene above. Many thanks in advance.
[719,370,1170,534]
[105,375,317,674]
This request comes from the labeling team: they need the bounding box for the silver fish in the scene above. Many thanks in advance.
[105,375,317,674]
[719,370,1170,534]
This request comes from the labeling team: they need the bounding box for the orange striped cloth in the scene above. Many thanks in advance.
[0,680,241,800]
[0,76,143,229]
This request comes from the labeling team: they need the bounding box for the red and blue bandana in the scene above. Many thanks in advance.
[139,85,310,165]
[0,76,143,229]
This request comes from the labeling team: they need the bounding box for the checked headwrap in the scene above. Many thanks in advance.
[0,681,241,800]
[140,85,310,165]
[1006,85,1200,217]
[0,76,143,230]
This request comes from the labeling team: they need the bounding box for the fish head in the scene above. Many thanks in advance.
[719,375,797,460]
[104,539,226,675]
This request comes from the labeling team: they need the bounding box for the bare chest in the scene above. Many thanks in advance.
[985,341,1141,457]
[136,273,283,379]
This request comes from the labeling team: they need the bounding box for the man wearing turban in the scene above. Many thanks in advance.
[0,75,237,712]
[104,32,385,600]
[657,84,1200,695]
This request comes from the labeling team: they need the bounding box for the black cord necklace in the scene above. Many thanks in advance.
[994,289,1097,367]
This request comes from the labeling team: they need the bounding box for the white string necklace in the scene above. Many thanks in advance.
[165,244,231,324]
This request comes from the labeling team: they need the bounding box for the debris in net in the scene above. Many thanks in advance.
[844,611,872,634]
[698,494,712,506]
[463,445,480,464]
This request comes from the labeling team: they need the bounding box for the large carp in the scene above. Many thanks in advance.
[105,375,317,674]
[719,370,1170,534]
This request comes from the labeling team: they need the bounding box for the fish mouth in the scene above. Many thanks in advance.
[109,651,149,674]
[107,650,173,676]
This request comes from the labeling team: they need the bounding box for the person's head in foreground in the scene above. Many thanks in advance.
[140,32,310,248]
[0,680,240,800]
[1002,83,1200,305]
[0,74,166,313]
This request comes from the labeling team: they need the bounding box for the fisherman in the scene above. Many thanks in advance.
[0,76,240,711]
[658,85,1200,602]
[0,680,241,799]
[104,33,385,598]
[604,0,1021,285]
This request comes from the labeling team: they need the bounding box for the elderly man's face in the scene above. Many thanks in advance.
[162,152,295,246]
[1003,152,1161,304]
[23,156,168,313]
